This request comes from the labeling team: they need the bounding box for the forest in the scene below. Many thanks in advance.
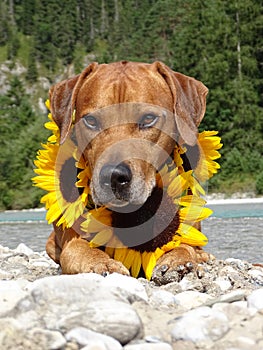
[0,0,262,209]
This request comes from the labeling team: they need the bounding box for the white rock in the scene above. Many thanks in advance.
[28,328,66,349]
[248,269,263,284]
[225,258,251,270]
[171,306,229,342]
[66,327,122,349]
[173,291,212,309]
[247,288,263,310]
[30,260,53,268]
[0,318,23,347]
[124,343,173,349]
[15,279,30,289]
[149,289,176,306]
[0,269,12,279]
[230,300,258,318]
[236,336,256,346]
[214,290,246,303]
[78,272,105,283]
[81,344,107,350]
[103,273,148,301]
[27,273,105,300]
[232,300,248,309]
[58,300,143,345]
[0,280,27,315]
[0,244,11,254]
[9,274,143,344]
[38,77,51,90]
[14,243,34,256]
[179,276,194,291]
[10,62,27,75]
[214,277,232,292]
[212,302,255,323]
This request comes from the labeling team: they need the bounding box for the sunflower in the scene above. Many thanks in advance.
[33,100,222,280]
[32,101,90,228]
[81,163,212,280]
[188,130,223,182]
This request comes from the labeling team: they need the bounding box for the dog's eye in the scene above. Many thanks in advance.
[139,114,159,129]
[83,115,99,130]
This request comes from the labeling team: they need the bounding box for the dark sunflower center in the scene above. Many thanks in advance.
[111,187,180,252]
[181,143,200,171]
[59,157,80,203]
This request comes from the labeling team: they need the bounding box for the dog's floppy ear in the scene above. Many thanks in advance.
[154,61,208,146]
[49,62,98,144]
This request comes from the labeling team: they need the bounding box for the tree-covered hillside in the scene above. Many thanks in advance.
[0,0,262,209]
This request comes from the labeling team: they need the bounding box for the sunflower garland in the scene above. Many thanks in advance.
[33,100,222,280]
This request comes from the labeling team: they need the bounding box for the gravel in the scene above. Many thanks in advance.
[1,243,263,349]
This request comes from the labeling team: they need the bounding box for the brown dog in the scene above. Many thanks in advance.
[46,61,211,281]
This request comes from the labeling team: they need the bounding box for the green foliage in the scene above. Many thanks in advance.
[7,29,20,59]
[0,77,48,209]
[256,172,263,195]
[26,46,38,82]
[0,0,262,208]
[0,1,9,45]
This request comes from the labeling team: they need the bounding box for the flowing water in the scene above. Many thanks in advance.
[0,201,262,263]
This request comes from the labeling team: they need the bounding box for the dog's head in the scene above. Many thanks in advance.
[49,61,208,208]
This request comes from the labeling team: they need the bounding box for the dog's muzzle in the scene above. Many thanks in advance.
[99,162,132,204]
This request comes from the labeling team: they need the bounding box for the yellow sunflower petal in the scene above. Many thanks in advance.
[194,131,223,181]
[179,206,213,222]
[177,195,207,207]
[161,240,181,252]
[154,247,166,261]
[114,247,128,264]
[176,223,208,246]
[82,208,112,233]
[89,229,113,248]
[105,235,124,257]
[123,249,136,270]
[45,99,51,110]
[46,201,65,224]
[48,134,58,143]
[131,251,142,278]
[167,170,192,198]
[188,177,206,196]
[45,121,58,131]
[142,251,157,280]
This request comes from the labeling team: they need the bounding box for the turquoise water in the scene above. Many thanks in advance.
[0,209,46,223]
[0,202,262,262]
[1,201,262,222]
[208,202,263,218]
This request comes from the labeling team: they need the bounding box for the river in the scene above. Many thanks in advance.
[0,200,262,263]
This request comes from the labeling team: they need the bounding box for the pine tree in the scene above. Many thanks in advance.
[0,1,9,45]
[168,0,263,185]
[33,0,60,70]
[0,77,39,209]
[7,28,20,59]
[26,46,38,82]
[56,0,78,65]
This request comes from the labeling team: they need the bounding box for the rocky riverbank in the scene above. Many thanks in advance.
[1,243,263,350]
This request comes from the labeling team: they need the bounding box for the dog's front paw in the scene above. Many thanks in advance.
[151,244,212,285]
[60,242,130,276]
[62,255,130,276]
[90,257,130,276]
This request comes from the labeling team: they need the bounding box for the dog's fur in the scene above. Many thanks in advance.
[46,61,211,278]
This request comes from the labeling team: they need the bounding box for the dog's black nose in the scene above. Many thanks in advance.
[99,163,132,193]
